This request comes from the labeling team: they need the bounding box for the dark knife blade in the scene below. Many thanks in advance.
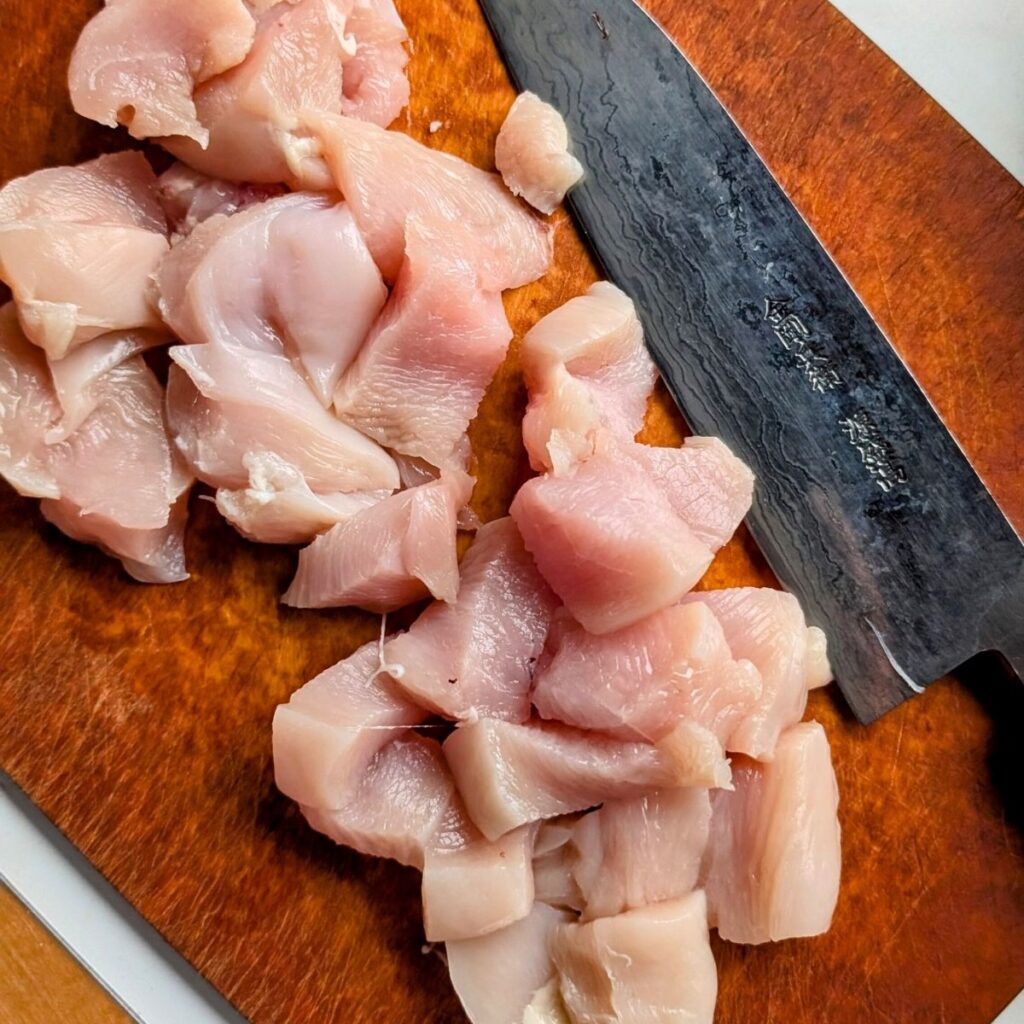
[479,0,1023,722]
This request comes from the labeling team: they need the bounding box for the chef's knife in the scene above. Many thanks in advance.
[478,0,1023,722]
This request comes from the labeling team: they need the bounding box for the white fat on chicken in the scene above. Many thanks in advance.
[495,92,584,215]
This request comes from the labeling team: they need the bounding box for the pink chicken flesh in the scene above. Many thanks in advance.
[495,91,584,216]
[310,112,553,287]
[282,470,473,610]
[157,163,284,237]
[383,517,558,722]
[704,721,841,943]
[0,153,169,359]
[342,0,411,127]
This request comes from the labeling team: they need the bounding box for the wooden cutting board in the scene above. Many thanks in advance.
[1,1,1022,1022]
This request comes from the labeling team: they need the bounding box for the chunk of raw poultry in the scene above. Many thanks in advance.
[495,91,584,215]
[46,328,168,442]
[0,305,192,581]
[444,718,698,841]
[422,818,535,942]
[161,0,361,187]
[569,788,711,921]
[804,626,834,689]
[704,721,841,943]
[302,733,454,869]
[157,163,284,236]
[446,902,574,1024]
[68,0,256,145]
[158,192,387,405]
[383,517,558,722]
[166,341,399,493]
[685,588,819,760]
[551,892,717,1024]
[0,152,169,359]
[342,0,410,127]
[273,639,429,809]
[520,282,656,473]
[532,603,762,746]
[532,819,583,912]
[310,112,553,286]
[510,446,713,634]
[282,470,473,610]
[215,451,388,544]
[333,217,513,468]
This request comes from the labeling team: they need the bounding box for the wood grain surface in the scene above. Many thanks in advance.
[0,1,1021,1023]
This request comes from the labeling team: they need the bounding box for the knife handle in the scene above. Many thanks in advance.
[983,563,1024,682]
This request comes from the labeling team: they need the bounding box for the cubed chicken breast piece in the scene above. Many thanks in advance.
[158,192,387,406]
[521,282,656,473]
[532,603,761,744]
[510,447,713,634]
[685,588,818,760]
[495,91,584,215]
[342,0,411,127]
[282,470,473,610]
[68,0,256,145]
[444,718,701,841]
[446,902,574,1024]
[272,638,429,810]
[310,112,553,286]
[551,892,717,1024]
[333,216,513,468]
[704,721,841,943]
[0,153,169,359]
[383,517,558,722]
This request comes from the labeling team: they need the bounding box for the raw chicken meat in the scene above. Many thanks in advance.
[282,470,473,610]
[310,113,554,286]
[0,153,169,359]
[160,0,358,187]
[68,0,256,145]
[510,445,713,634]
[158,192,387,405]
[531,603,762,744]
[302,732,454,869]
[685,588,818,760]
[446,902,573,1024]
[552,892,717,1024]
[166,341,399,493]
[422,820,535,941]
[333,217,513,467]
[214,451,388,544]
[533,824,583,912]
[272,639,429,810]
[704,721,841,943]
[342,0,410,127]
[495,91,584,215]
[444,718,700,841]
[520,282,656,473]
[383,517,558,722]
[569,788,711,921]
[805,625,834,689]
[157,163,284,236]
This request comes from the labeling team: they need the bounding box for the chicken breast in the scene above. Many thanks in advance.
[383,517,558,722]
[157,163,284,236]
[166,341,399,493]
[273,638,429,810]
[704,721,841,944]
[447,902,574,1024]
[532,603,762,744]
[282,470,473,610]
[68,0,256,145]
[551,892,717,1024]
[310,112,553,286]
[0,153,169,359]
[158,192,387,405]
[342,0,410,127]
[494,92,584,215]
[520,282,656,473]
[333,216,513,468]
[569,789,711,922]
[685,588,815,760]
[214,451,389,544]
[444,718,698,841]
[510,446,713,635]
